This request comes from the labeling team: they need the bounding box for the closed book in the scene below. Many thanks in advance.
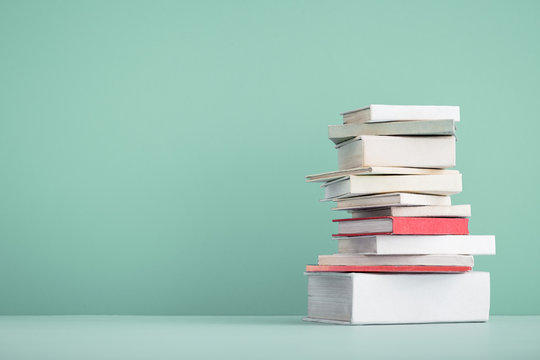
[333,193,451,210]
[306,167,458,183]
[348,205,471,218]
[305,265,471,273]
[318,254,473,267]
[336,135,455,170]
[328,119,456,144]
[336,235,496,255]
[341,104,460,124]
[324,174,462,199]
[305,272,489,325]
[333,217,469,236]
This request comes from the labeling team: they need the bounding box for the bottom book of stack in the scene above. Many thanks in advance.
[305,272,490,325]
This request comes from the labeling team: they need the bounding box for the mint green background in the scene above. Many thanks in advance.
[0,0,539,315]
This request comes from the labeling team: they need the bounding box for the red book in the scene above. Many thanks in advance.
[332,216,469,237]
[305,265,471,273]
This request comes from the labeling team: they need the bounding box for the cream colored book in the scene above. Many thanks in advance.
[328,119,456,144]
[323,174,462,199]
[318,254,474,267]
[348,205,471,218]
[341,104,460,124]
[336,135,455,170]
[335,235,496,255]
[332,193,451,209]
[306,167,458,183]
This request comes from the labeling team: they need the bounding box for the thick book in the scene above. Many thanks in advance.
[304,272,489,324]
[318,254,474,267]
[336,135,455,170]
[336,235,496,255]
[323,174,462,199]
[305,265,472,273]
[328,119,456,144]
[332,193,451,210]
[306,167,458,183]
[348,205,471,218]
[333,217,469,236]
[341,104,460,124]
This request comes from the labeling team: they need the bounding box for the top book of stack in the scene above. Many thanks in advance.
[341,104,460,124]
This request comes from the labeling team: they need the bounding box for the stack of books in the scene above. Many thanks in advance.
[305,104,496,325]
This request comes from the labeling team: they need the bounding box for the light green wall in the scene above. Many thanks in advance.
[0,0,538,315]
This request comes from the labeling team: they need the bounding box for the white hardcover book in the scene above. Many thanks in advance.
[336,235,496,255]
[348,205,471,218]
[307,167,458,183]
[323,174,462,199]
[318,254,474,267]
[341,104,460,124]
[329,119,456,144]
[305,272,490,325]
[332,193,452,209]
[337,136,456,170]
